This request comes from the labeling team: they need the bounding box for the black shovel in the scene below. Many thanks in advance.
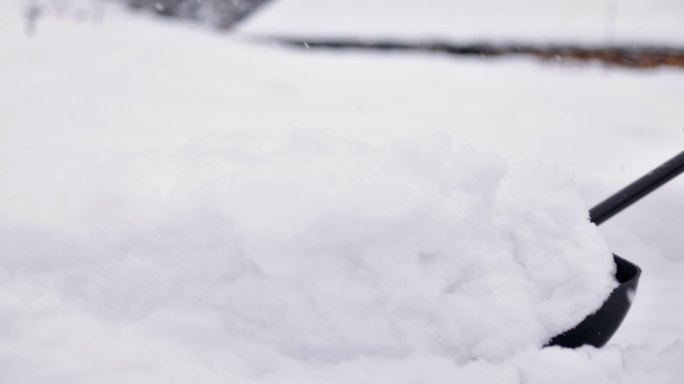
[547,149,684,348]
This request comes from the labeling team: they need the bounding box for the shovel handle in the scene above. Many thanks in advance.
[590,150,684,225]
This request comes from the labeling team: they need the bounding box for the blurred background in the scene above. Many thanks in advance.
[17,0,684,66]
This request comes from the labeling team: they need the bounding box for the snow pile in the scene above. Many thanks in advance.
[0,132,616,373]
[239,0,684,45]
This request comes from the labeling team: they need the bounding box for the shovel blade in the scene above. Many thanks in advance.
[547,255,641,348]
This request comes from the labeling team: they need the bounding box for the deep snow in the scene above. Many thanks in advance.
[1,1,684,383]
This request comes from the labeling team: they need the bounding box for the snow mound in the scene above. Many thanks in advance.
[0,132,616,369]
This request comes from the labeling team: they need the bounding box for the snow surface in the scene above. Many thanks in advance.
[239,0,684,46]
[1,1,684,383]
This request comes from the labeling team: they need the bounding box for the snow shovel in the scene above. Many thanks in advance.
[547,149,684,348]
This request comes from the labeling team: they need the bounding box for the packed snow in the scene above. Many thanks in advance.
[1,1,684,383]
[240,0,684,46]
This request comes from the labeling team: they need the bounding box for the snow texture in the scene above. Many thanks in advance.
[1,1,684,383]
[0,128,618,365]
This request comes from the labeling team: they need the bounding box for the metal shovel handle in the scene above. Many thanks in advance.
[590,150,684,225]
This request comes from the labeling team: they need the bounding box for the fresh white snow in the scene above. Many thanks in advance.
[239,0,684,46]
[1,1,684,383]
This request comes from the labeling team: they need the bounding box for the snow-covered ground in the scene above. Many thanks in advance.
[1,1,684,383]
[240,0,684,46]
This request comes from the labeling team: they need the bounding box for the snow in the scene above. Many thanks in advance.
[1,1,684,383]
[2,129,619,363]
[239,0,684,46]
